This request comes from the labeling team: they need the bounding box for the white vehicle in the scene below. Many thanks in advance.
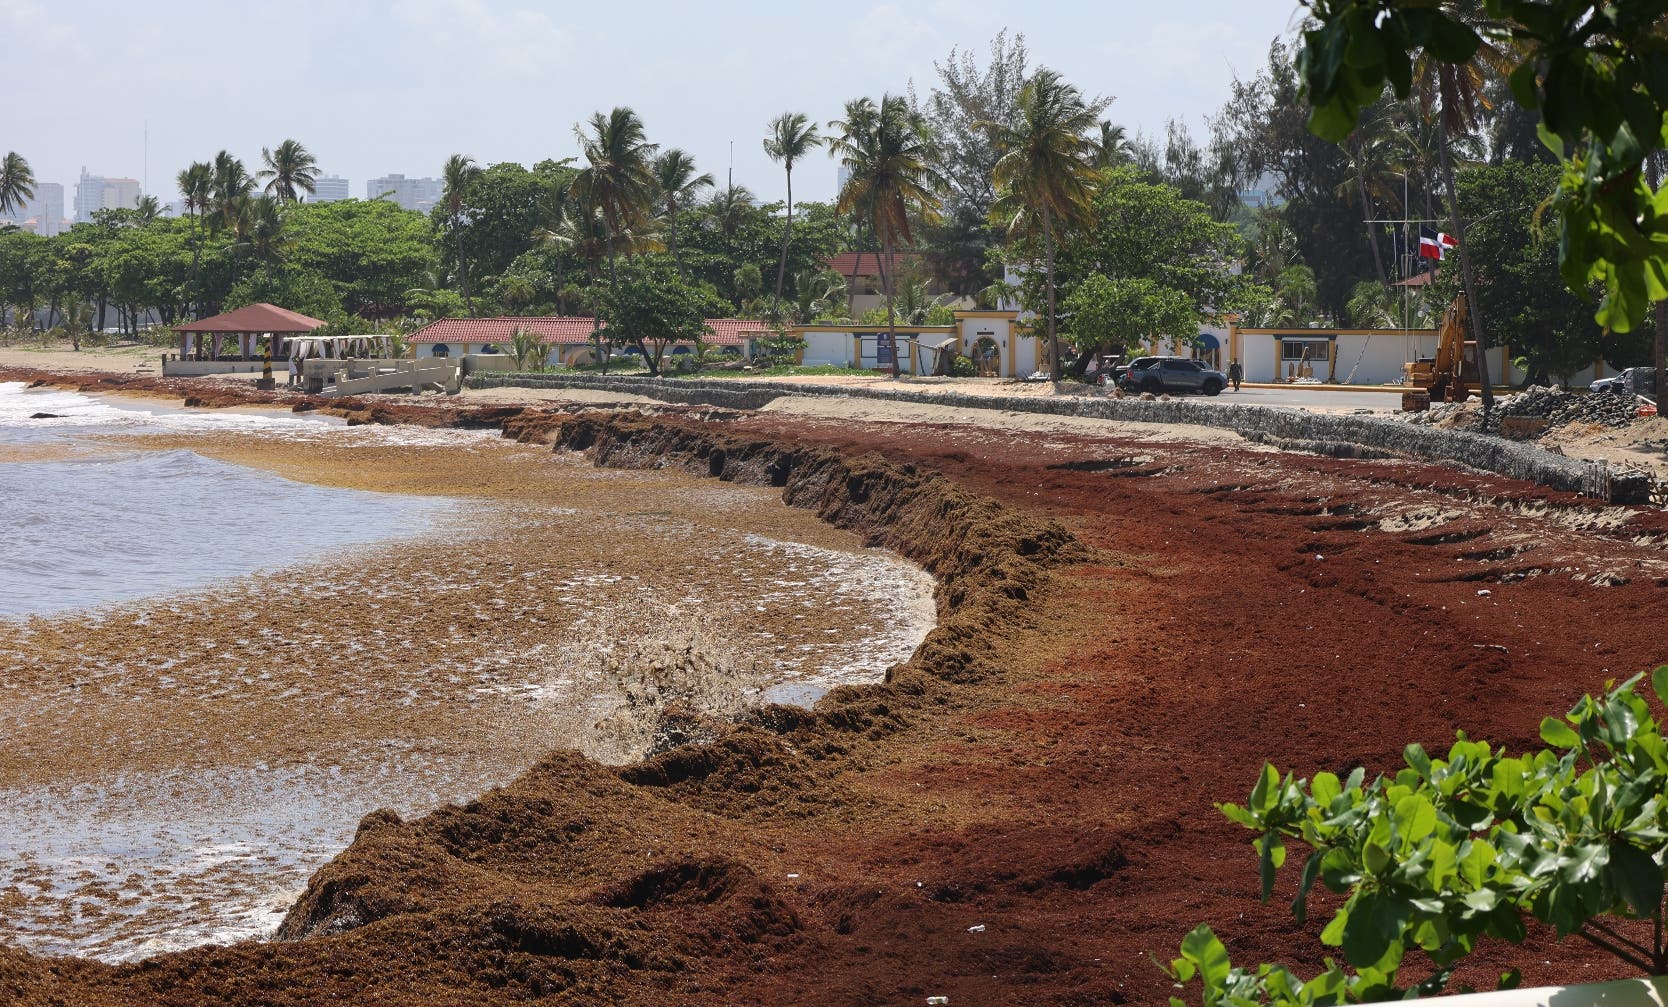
[1590,369,1633,393]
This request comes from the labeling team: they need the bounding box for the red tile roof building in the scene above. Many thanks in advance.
[407,316,767,347]
[823,252,925,278]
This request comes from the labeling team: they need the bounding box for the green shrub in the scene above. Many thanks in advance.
[1171,670,1668,1005]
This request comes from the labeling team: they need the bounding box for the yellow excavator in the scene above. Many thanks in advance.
[1402,294,1478,410]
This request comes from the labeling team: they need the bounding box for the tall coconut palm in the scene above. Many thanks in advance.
[1337,96,1403,295]
[831,94,944,378]
[441,154,482,313]
[983,68,1102,381]
[651,149,713,278]
[0,152,35,217]
[570,107,659,294]
[830,97,880,302]
[177,161,213,317]
[763,112,822,318]
[1415,0,1513,414]
[223,191,255,283]
[258,139,319,203]
[210,150,254,235]
[239,197,290,282]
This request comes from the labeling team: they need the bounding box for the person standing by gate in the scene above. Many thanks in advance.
[1227,359,1243,391]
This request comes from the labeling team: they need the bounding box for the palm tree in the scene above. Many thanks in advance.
[224,192,255,283]
[1415,0,1512,414]
[570,107,659,294]
[892,271,955,325]
[763,112,823,318]
[704,182,758,249]
[651,149,713,277]
[441,154,482,313]
[538,189,601,294]
[177,161,213,317]
[258,139,319,203]
[830,94,943,377]
[1337,97,1403,295]
[210,151,254,235]
[793,267,849,322]
[1092,122,1133,169]
[831,98,880,301]
[133,195,162,226]
[239,197,290,282]
[984,68,1102,381]
[0,152,35,216]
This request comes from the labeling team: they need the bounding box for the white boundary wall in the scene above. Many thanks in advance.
[796,315,1037,378]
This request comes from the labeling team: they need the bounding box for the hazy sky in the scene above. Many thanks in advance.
[5,0,1306,208]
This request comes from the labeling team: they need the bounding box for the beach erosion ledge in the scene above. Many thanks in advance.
[276,410,1086,940]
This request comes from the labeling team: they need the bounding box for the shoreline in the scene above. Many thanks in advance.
[0,392,937,961]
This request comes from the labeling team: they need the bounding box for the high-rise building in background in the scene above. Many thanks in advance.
[367,174,442,214]
[311,174,350,203]
[74,169,141,222]
[1,181,66,236]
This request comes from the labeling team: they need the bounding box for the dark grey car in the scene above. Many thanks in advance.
[1121,357,1227,396]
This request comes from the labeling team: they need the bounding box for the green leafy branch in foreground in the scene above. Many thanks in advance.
[1170,669,1668,1007]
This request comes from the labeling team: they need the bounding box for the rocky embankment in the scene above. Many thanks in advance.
[1406,384,1647,432]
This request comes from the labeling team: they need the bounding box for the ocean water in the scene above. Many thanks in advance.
[0,382,452,618]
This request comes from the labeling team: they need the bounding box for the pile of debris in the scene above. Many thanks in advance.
[1398,401,1474,427]
[1493,384,1642,431]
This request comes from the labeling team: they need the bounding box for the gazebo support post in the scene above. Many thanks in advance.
[257,347,275,391]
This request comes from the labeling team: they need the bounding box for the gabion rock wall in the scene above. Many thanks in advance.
[469,373,1651,503]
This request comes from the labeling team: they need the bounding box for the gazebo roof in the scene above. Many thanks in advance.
[174,303,327,334]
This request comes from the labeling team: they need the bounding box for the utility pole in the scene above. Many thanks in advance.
[1438,125,1493,417]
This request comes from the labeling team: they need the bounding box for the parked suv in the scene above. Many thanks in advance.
[1108,356,1153,387]
[1119,356,1227,396]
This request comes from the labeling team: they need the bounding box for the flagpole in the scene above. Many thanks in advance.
[1402,171,1410,332]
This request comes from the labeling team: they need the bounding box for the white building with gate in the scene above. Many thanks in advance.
[795,311,1039,378]
[1225,322,1626,387]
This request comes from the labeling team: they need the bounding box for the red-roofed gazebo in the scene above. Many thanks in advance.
[173,303,327,362]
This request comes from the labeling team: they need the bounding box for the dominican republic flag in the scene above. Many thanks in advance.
[1419,226,1458,260]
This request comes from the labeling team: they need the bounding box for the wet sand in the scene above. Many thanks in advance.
[0,424,934,961]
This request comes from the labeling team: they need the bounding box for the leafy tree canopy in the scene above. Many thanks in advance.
[1024,165,1241,344]
[598,256,727,376]
[431,160,575,287]
[287,199,439,321]
[1063,274,1197,357]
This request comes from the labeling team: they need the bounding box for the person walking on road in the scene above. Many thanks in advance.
[1227,359,1243,392]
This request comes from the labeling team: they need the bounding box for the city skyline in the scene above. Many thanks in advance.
[5,1,1304,214]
